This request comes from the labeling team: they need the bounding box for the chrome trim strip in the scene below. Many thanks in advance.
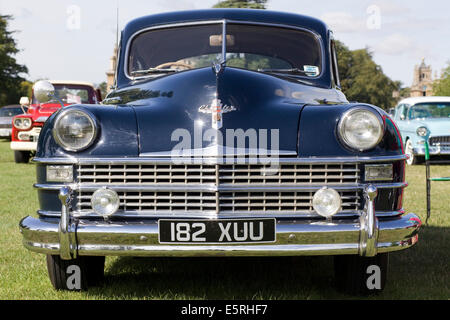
[32,154,408,164]
[37,209,405,218]
[34,182,408,191]
[35,116,49,123]
[139,148,298,157]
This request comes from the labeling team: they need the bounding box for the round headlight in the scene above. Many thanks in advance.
[53,109,97,151]
[22,118,32,129]
[13,118,22,129]
[338,108,384,151]
[91,188,120,216]
[312,187,341,218]
[416,126,428,137]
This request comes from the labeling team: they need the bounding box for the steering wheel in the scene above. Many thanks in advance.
[154,61,193,70]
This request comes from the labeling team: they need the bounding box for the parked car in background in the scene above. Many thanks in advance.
[19,9,421,294]
[393,96,450,165]
[0,105,24,139]
[10,80,102,163]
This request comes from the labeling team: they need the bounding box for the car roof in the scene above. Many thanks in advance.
[122,9,329,39]
[397,96,450,105]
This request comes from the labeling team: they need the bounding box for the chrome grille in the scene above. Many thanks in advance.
[220,163,359,185]
[429,136,450,148]
[77,164,216,184]
[76,190,359,216]
[218,191,359,213]
[77,163,359,185]
[75,162,361,217]
[78,191,216,213]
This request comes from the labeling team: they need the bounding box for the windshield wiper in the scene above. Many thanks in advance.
[258,68,309,74]
[130,68,179,77]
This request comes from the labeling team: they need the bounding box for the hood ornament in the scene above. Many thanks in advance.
[198,98,236,129]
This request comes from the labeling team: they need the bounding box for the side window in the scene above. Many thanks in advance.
[394,104,403,120]
[402,105,409,120]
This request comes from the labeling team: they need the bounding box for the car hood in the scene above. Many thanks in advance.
[26,103,71,122]
[412,118,450,136]
[111,67,339,156]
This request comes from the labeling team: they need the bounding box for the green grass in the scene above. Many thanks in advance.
[0,140,448,299]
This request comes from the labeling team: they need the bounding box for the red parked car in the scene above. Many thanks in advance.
[11,80,102,163]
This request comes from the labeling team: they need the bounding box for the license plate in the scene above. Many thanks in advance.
[158,219,276,244]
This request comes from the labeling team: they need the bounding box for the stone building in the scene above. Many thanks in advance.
[106,45,118,93]
[410,58,434,97]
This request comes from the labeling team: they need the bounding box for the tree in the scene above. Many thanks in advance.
[433,62,450,96]
[213,0,267,9]
[97,82,108,100]
[335,40,398,110]
[0,15,28,106]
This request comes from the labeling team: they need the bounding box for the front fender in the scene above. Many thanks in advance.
[298,103,404,157]
[36,104,139,158]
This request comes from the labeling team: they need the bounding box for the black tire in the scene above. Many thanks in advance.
[46,255,105,290]
[334,253,389,295]
[14,150,30,163]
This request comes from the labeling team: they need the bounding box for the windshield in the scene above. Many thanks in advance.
[409,102,450,119]
[128,23,322,78]
[32,84,95,104]
[0,107,23,117]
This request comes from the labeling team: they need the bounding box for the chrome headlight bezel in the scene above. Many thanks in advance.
[52,108,98,152]
[13,117,32,130]
[338,107,384,151]
[416,126,428,137]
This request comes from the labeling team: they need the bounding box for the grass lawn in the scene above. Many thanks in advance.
[0,140,448,299]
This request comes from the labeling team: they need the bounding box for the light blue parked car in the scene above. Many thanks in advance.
[393,96,450,164]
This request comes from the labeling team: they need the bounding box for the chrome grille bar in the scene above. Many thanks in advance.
[77,163,359,185]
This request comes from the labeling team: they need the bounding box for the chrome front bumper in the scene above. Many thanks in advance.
[10,141,38,151]
[19,186,421,259]
[414,146,450,156]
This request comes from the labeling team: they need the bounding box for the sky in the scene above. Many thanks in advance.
[0,0,449,88]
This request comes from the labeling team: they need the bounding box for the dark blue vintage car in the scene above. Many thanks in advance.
[20,9,421,294]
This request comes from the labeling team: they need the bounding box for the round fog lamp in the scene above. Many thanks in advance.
[312,187,341,218]
[91,188,119,216]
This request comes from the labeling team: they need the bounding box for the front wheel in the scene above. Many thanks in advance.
[14,150,30,163]
[46,255,105,290]
[334,253,389,295]
[405,139,423,165]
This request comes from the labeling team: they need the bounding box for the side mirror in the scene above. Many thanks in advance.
[33,80,55,103]
[19,97,30,107]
